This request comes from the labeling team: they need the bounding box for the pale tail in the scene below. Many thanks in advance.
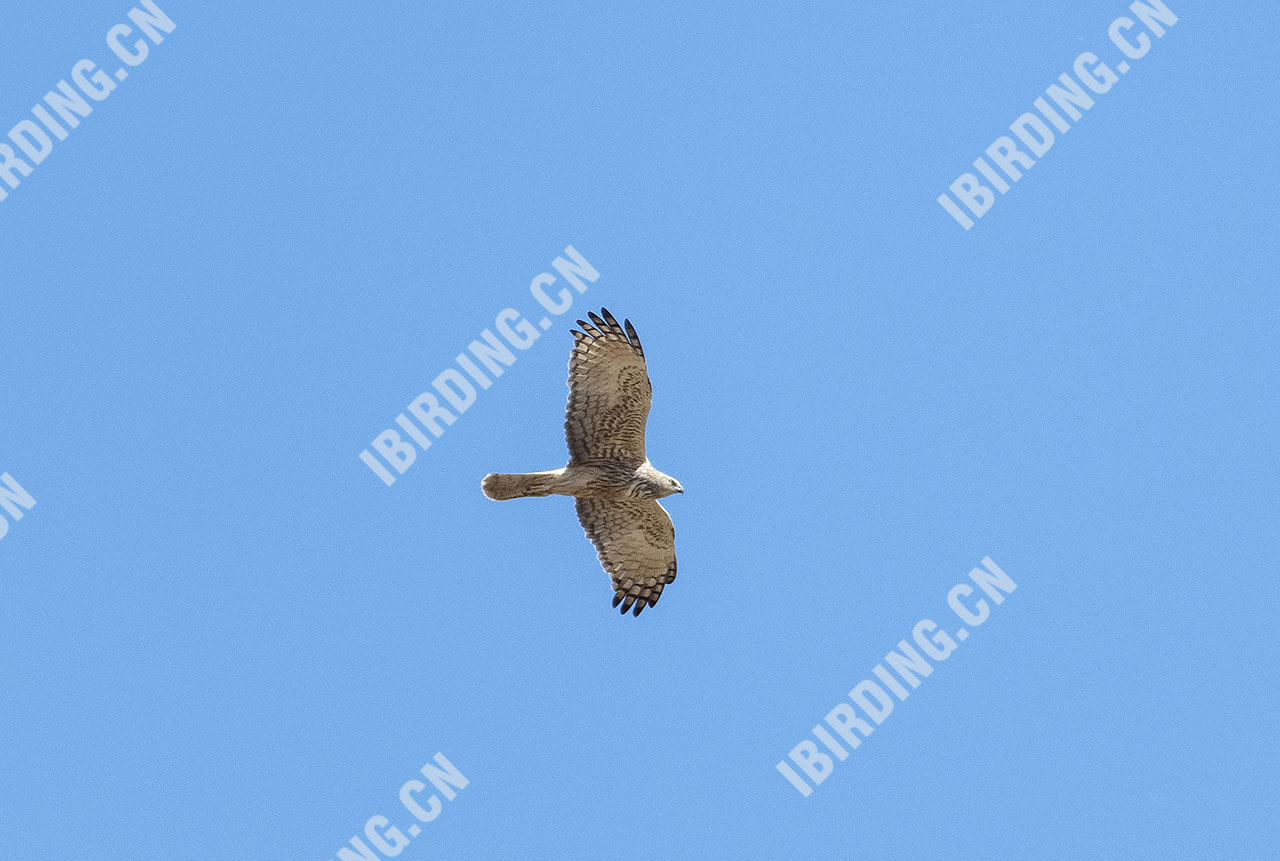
[482,470,563,500]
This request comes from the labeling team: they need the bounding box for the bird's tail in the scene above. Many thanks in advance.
[481,470,564,500]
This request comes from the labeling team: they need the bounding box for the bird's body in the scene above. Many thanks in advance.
[481,460,679,501]
[481,309,683,616]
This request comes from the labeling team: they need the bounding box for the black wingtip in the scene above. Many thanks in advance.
[623,319,644,355]
[612,594,623,608]
[633,601,645,617]
[600,308,626,338]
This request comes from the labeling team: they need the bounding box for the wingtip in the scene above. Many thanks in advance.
[623,319,644,355]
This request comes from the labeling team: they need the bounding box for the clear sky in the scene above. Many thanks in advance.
[1,2,1276,858]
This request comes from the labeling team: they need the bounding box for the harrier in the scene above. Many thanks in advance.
[482,308,682,617]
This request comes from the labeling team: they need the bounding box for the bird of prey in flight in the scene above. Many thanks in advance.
[482,308,682,617]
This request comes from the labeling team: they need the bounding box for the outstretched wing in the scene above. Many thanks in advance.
[565,308,651,465]
[575,497,676,617]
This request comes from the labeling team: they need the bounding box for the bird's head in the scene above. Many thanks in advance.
[630,471,684,499]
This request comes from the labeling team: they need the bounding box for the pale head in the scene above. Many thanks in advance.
[629,467,684,499]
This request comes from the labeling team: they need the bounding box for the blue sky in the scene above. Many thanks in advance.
[1,2,1276,858]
